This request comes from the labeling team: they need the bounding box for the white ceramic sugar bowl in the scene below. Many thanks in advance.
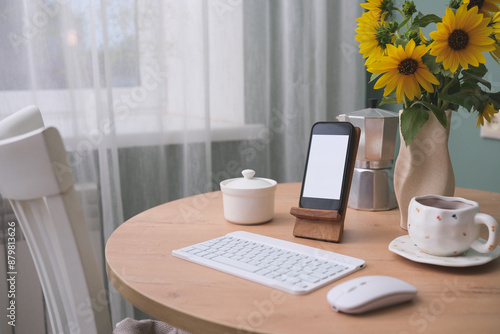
[220,169,277,224]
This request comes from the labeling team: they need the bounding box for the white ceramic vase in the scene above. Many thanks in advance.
[394,109,455,230]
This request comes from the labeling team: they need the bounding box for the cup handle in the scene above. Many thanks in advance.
[470,213,499,254]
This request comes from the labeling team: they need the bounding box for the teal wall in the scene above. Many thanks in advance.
[366,1,500,193]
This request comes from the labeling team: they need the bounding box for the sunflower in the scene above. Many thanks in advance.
[491,12,500,62]
[429,5,495,73]
[419,28,429,44]
[477,103,499,127]
[493,11,500,38]
[463,0,500,17]
[355,11,389,63]
[368,39,440,103]
[491,44,500,62]
[361,0,394,19]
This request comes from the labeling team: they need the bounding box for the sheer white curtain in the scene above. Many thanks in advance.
[0,0,364,329]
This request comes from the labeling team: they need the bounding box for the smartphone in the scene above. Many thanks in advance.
[299,122,356,213]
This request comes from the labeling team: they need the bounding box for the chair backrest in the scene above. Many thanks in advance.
[0,107,112,334]
[0,105,44,140]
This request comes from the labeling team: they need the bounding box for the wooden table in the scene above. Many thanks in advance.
[105,183,500,334]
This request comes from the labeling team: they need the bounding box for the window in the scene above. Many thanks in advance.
[0,0,263,147]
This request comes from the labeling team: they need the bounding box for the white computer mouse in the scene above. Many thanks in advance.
[326,275,417,314]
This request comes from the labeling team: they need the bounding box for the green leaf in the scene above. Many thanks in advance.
[440,68,455,78]
[415,101,447,128]
[394,37,407,47]
[439,92,477,111]
[439,93,466,106]
[446,79,461,95]
[460,78,479,90]
[369,72,381,83]
[421,54,440,74]
[411,14,441,29]
[380,96,399,106]
[398,17,411,29]
[462,70,492,91]
[463,63,487,78]
[463,94,479,111]
[415,11,425,19]
[487,92,500,108]
[400,107,429,146]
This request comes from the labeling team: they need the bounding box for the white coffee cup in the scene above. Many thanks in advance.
[408,195,499,257]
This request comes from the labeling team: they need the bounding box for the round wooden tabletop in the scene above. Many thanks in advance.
[105,183,500,334]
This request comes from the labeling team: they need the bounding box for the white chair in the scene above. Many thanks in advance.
[0,106,113,333]
[0,106,188,334]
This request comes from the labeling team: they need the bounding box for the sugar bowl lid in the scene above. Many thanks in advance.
[223,169,276,189]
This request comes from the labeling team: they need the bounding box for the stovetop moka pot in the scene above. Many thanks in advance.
[337,99,398,211]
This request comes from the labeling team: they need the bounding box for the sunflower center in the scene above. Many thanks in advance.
[448,29,469,51]
[467,0,484,10]
[398,58,419,75]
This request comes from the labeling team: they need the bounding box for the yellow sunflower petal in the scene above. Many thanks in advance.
[414,71,436,92]
[406,76,422,100]
[405,39,416,56]
[396,80,405,103]
[477,104,499,128]
[412,44,430,59]
[442,7,455,30]
[457,5,480,30]
[429,4,495,72]
[464,0,500,17]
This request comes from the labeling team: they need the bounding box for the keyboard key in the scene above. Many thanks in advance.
[212,256,260,273]
[172,231,365,295]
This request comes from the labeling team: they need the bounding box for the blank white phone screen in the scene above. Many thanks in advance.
[302,134,349,200]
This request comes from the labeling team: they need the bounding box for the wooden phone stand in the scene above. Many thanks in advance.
[291,127,361,243]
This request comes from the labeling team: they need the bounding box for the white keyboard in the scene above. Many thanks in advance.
[172,231,365,295]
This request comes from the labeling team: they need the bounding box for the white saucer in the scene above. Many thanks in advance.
[388,235,500,267]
